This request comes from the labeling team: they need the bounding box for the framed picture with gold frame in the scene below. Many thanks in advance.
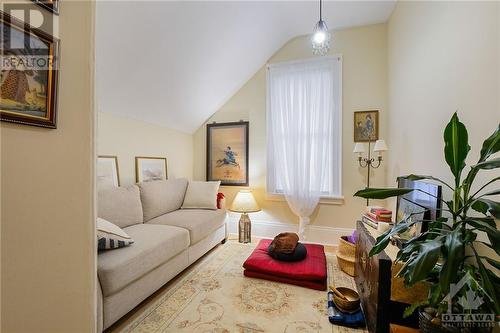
[0,11,60,128]
[354,110,379,142]
[135,156,168,183]
[206,121,249,186]
[97,156,120,191]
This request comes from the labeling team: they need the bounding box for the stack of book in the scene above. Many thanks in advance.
[362,206,393,229]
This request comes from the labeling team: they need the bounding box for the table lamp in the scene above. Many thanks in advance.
[229,190,261,243]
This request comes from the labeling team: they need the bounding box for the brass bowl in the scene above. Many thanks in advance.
[332,287,360,313]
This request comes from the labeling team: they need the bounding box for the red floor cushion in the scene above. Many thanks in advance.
[243,239,327,290]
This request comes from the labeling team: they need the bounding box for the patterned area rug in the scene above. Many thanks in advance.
[117,241,366,333]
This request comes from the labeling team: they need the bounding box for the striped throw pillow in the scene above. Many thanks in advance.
[97,217,134,250]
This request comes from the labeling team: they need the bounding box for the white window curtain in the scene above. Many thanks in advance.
[267,56,342,239]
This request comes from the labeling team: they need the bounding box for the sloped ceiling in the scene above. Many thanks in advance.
[96,1,396,133]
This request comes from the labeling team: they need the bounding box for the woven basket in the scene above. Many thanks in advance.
[419,311,451,333]
[338,236,356,258]
[337,254,355,276]
[419,310,492,333]
[336,236,356,276]
[418,310,474,333]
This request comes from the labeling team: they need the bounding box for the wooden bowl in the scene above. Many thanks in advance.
[332,287,360,313]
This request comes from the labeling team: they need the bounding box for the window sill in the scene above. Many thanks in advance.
[265,193,345,206]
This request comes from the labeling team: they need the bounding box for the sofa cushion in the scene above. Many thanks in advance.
[98,185,143,228]
[139,178,188,222]
[147,209,226,245]
[98,224,189,296]
[181,181,220,210]
[97,218,134,250]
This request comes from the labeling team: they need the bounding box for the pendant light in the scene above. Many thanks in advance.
[311,0,330,56]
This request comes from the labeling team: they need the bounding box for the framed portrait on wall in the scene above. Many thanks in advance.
[206,121,249,186]
[135,156,168,183]
[97,156,120,191]
[0,12,60,128]
[354,110,379,142]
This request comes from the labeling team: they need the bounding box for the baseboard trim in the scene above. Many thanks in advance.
[226,216,353,246]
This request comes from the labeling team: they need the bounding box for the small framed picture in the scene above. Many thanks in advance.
[206,121,249,186]
[97,156,120,191]
[354,110,379,142]
[0,12,60,128]
[135,156,168,183]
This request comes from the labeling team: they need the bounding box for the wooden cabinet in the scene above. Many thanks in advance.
[354,221,424,333]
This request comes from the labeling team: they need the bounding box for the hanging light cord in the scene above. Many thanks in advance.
[319,0,322,21]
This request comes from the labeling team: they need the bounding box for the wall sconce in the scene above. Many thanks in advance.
[353,139,388,204]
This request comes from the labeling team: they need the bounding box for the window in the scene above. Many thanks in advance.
[266,56,342,198]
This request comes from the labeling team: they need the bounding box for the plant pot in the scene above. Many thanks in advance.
[419,309,454,333]
[418,309,493,333]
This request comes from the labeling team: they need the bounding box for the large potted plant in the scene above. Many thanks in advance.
[354,113,499,332]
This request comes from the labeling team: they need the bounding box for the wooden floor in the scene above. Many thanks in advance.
[390,324,420,333]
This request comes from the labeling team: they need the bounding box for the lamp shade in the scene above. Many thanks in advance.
[373,139,388,152]
[230,190,261,213]
[353,143,366,154]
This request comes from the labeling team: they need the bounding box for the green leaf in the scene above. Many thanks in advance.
[369,218,418,256]
[463,125,500,194]
[354,187,414,199]
[466,218,500,255]
[463,229,477,243]
[439,228,464,294]
[478,124,500,162]
[480,189,500,197]
[398,174,453,190]
[403,301,426,318]
[473,157,500,170]
[485,267,500,287]
[402,238,444,285]
[428,218,452,232]
[428,283,444,307]
[476,241,500,257]
[472,200,490,215]
[443,112,471,183]
[396,239,425,263]
[475,217,496,227]
[471,199,500,219]
[484,257,500,271]
[474,251,500,314]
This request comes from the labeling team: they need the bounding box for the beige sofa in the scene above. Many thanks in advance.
[96,178,227,331]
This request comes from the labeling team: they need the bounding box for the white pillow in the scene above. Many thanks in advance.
[181,181,221,210]
[97,217,134,250]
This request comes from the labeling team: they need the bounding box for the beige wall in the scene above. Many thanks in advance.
[387,1,499,196]
[1,1,96,332]
[97,112,193,186]
[193,24,388,230]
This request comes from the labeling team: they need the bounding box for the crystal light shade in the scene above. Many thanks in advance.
[229,190,261,213]
[312,20,330,56]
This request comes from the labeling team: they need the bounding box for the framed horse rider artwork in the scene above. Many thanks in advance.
[206,121,249,186]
